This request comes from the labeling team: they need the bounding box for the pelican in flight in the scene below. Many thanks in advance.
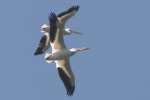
[45,47,89,63]
[48,5,88,96]
[34,16,82,56]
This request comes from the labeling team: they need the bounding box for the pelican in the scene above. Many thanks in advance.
[48,5,84,96]
[34,5,83,56]
[34,24,82,55]
[45,47,89,63]
[34,24,50,55]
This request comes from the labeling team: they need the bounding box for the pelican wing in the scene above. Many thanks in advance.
[57,5,79,24]
[56,58,75,96]
[49,12,66,49]
[49,12,58,43]
[34,35,49,55]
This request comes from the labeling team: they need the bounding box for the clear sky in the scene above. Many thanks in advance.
[0,0,150,100]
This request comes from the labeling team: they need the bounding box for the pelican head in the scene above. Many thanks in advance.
[65,28,83,35]
[40,24,50,33]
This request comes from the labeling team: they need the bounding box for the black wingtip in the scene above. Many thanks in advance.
[57,5,80,18]
[67,86,75,96]
[69,5,80,12]
[49,12,58,43]
[49,12,57,23]
[57,68,75,96]
[34,52,42,56]
[34,48,43,55]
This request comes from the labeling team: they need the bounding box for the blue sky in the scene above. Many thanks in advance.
[0,0,150,100]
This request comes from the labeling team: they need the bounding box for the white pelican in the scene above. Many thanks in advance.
[34,24,82,55]
[48,5,82,96]
[45,47,89,63]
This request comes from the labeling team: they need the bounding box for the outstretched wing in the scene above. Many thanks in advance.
[57,5,80,24]
[34,35,49,55]
[49,12,58,43]
[56,58,75,96]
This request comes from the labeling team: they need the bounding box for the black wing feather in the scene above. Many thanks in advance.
[49,12,58,43]
[34,35,47,55]
[57,5,80,18]
[57,68,75,96]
